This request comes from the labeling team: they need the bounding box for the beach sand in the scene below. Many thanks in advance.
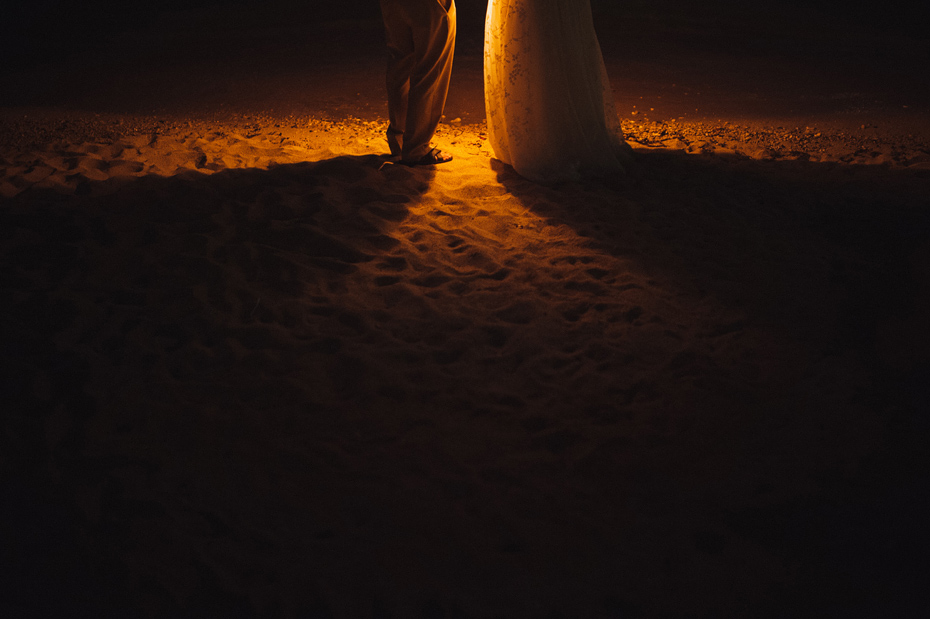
[2,4,929,618]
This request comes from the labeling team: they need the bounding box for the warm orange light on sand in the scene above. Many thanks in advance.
[3,108,924,201]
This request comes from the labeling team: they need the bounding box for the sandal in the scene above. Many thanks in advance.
[403,148,453,166]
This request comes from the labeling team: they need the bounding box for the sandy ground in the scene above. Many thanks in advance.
[2,5,930,619]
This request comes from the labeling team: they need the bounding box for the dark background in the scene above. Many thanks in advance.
[3,0,927,120]
[4,0,929,59]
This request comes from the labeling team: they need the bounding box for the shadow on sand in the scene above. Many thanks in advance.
[495,150,929,371]
[496,150,930,616]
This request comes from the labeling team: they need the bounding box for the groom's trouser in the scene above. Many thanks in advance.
[380,0,456,161]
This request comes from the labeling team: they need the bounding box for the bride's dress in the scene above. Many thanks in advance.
[484,0,631,183]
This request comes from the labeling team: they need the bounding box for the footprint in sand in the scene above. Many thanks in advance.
[364,202,409,223]
[364,234,401,252]
[411,274,453,288]
[106,160,146,177]
[374,276,401,287]
[375,256,409,272]
[22,165,57,183]
[494,301,537,325]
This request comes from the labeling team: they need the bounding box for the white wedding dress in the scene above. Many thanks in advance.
[484,0,631,183]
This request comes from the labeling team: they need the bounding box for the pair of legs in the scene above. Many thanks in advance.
[380,0,456,164]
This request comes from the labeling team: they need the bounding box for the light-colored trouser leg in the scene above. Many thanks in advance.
[380,0,456,161]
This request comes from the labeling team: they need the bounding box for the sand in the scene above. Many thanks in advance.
[3,5,930,618]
